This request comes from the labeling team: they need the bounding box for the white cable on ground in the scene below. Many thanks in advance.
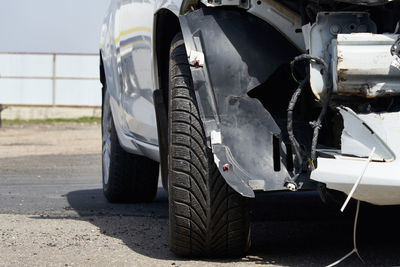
[326,147,376,266]
[352,201,365,264]
[340,147,376,212]
[326,200,364,267]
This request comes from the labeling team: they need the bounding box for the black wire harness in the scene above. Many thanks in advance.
[288,54,332,177]
[287,75,309,174]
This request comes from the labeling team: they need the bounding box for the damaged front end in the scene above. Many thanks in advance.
[180,8,302,197]
[179,0,400,205]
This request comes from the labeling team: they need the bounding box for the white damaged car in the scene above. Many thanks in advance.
[100,0,400,257]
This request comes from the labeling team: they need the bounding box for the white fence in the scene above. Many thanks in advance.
[0,52,101,107]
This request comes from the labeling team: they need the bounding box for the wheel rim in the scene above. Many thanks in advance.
[102,92,112,185]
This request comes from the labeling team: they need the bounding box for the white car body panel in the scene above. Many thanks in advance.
[100,0,182,161]
[312,110,400,205]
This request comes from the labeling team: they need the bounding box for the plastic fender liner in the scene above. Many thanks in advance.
[179,8,300,197]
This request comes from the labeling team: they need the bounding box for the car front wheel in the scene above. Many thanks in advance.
[167,33,251,257]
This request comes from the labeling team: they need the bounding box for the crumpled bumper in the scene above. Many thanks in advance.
[311,108,400,206]
[312,157,400,206]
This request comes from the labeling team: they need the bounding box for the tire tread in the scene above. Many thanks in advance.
[168,33,250,258]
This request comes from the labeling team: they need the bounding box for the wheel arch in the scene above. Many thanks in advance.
[178,7,304,196]
[154,7,307,196]
[154,9,181,96]
[153,9,181,190]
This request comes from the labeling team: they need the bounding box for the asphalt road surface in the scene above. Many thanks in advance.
[1,123,400,266]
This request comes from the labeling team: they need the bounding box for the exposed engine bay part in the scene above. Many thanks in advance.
[180,8,303,197]
[307,12,400,100]
[308,12,377,99]
[333,33,400,97]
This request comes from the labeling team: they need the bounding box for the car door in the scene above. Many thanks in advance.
[118,0,158,145]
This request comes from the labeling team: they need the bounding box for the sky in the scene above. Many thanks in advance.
[0,0,111,54]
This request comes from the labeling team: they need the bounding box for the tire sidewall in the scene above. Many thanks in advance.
[102,88,112,192]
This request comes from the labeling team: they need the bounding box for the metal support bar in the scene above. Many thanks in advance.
[0,76,98,80]
[52,54,57,107]
[0,52,100,108]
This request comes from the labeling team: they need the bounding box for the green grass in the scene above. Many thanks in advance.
[2,116,101,125]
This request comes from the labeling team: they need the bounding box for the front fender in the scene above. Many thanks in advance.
[179,8,301,197]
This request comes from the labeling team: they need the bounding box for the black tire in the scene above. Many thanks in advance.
[101,74,159,203]
[168,33,251,258]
